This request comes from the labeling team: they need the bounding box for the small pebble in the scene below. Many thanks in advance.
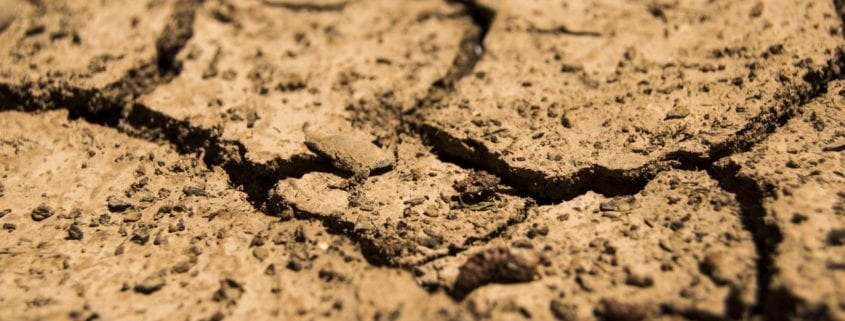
[123,212,142,223]
[664,102,690,120]
[66,224,84,240]
[31,204,54,221]
[624,265,654,288]
[107,195,132,212]
[549,300,578,321]
[253,247,269,261]
[182,186,208,197]
[131,227,151,245]
[596,298,650,321]
[171,260,194,274]
[134,274,166,294]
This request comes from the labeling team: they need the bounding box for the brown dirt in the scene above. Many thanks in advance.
[0,0,843,320]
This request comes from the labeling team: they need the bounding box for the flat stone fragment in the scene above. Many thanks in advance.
[417,171,757,320]
[0,111,464,320]
[305,131,393,176]
[138,0,474,171]
[0,0,186,105]
[417,0,845,201]
[270,138,528,266]
[717,80,845,321]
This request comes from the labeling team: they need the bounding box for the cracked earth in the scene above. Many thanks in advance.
[1,0,844,320]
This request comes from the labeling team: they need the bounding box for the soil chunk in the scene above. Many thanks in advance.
[66,224,83,240]
[453,247,539,298]
[453,170,500,199]
[305,131,393,176]
[182,186,208,197]
[106,195,132,212]
[0,0,190,111]
[30,204,54,221]
[134,274,166,294]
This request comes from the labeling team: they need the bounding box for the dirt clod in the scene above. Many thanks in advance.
[107,196,132,212]
[66,224,83,240]
[453,247,539,297]
[304,131,393,177]
[182,186,208,197]
[30,204,54,221]
[453,170,500,198]
[595,298,650,321]
[131,227,151,245]
[135,274,166,295]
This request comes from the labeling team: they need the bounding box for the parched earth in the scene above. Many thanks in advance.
[0,0,843,320]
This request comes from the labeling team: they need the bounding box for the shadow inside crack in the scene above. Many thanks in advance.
[708,161,784,320]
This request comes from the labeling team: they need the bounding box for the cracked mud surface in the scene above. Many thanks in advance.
[1,0,844,320]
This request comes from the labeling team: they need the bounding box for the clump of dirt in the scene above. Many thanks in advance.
[453,246,539,298]
[304,129,394,177]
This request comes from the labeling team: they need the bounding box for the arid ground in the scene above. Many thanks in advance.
[1,0,844,320]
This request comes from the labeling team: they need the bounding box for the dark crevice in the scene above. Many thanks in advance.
[156,0,203,76]
[418,122,714,204]
[708,161,782,320]
[123,103,331,211]
[282,205,395,267]
[406,3,845,315]
[709,49,845,161]
[248,0,500,269]
[260,0,347,12]
[705,48,845,321]
[429,0,494,93]
[0,0,202,117]
[415,47,845,205]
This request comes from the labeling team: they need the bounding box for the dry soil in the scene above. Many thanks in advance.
[1,1,844,321]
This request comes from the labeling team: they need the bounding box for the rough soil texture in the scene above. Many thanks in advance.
[416,0,844,201]
[1,0,844,320]
[715,80,845,321]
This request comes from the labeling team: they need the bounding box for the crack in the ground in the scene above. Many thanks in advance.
[0,0,507,273]
[122,103,332,211]
[431,0,493,92]
[407,0,845,314]
[708,160,781,320]
[2,0,844,316]
[261,0,348,12]
[412,47,845,312]
[414,46,845,204]
[0,0,201,123]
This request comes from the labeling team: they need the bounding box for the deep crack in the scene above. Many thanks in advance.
[708,160,782,320]
[122,103,331,211]
[0,0,201,117]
